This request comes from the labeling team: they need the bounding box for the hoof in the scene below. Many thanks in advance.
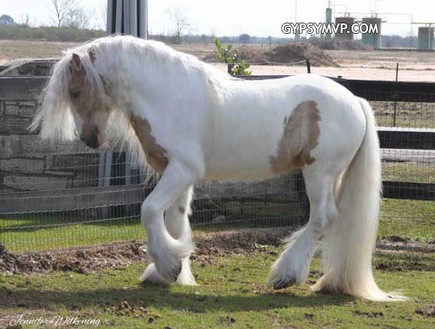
[140,261,183,285]
[139,263,168,285]
[154,259,183,283]
[169,261,182,282]
[271,277,297,290]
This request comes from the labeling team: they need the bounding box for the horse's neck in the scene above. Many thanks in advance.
[97,43,226,113]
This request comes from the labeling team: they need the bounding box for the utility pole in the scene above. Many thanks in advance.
[101,0,148,218]
[106,0,148,38]
[294,0,300,41]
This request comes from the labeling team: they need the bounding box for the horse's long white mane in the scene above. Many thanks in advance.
[31,35,230,148]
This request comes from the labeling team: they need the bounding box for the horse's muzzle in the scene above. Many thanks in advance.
[80,126,100,149]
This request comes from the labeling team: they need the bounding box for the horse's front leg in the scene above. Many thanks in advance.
[165,185,196,285]
[140,186,196,285]
[140,162,199,283]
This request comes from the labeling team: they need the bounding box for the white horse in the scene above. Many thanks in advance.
[31,35,406,301]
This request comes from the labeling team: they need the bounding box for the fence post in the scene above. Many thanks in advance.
[98,152,112,219]
[393,63,399,127]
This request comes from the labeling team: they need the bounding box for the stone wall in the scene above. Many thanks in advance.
[0,100,36,135]
[0,76,99,194]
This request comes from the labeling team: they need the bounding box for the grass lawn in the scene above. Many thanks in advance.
[382,162,435,184]
[378,199,434,241]
[0,248,434,329]
[373,101,435,129]
[1,217,144,253]
[1,186,433,328]
[2,198,433,253]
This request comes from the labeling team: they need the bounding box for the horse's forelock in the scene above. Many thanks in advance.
[73,48,109,106]
[29,56,77,141]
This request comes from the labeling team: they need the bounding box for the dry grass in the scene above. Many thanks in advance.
[0,40,79,64]
[2,40,435,81]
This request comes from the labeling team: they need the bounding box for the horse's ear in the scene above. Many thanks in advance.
[88,49,96,64]
[70,53,84,74]
[69,54,86,88]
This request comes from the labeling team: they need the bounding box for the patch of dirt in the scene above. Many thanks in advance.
[192,228,292,267]
[267,43,339,67]
[203,43,339,67]
[218,316,236,326]
[0,228,292,275]
[109,300,159,321]
[0,242,146,275]
[0,229,432,275]
[416,305,435,317]
[354,310,384,318]
[376,237,435,253]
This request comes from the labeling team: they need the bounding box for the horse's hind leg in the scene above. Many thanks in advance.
[141,186,196,285]
[140,162,200,284]
[268,169,337,290]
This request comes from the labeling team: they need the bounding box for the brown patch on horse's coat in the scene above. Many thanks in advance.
[178,206,186,214]
[130,115,169,173]
[270,100,321,174]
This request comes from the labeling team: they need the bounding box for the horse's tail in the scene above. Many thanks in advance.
[312,97,408,301]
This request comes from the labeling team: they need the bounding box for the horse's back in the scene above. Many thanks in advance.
[204,74,366,181]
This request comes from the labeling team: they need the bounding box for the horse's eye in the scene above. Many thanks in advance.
[71,91,81,99]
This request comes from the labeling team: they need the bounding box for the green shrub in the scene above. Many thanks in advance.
[213,37,251,76]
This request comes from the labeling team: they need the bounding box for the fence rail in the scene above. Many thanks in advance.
[242,75,435,201]
[242,75,435,102]
[378,127,434,150]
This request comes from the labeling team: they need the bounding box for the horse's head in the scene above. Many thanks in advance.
[68,52,110,149]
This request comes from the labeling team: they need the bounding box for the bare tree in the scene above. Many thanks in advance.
[96,1,108,31]
[65,7,90,29]
[167,7,190,43]
[49,0,90,29]
[19,14,32,27]
[50,0,74,27]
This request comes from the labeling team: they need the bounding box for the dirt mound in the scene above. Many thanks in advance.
[203,43,339,67]
[267,43,338,67]
[236,46,270,64]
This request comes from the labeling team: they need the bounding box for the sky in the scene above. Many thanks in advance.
[1,0,434,37]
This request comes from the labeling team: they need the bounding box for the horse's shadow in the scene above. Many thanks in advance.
[1,282,353,314]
